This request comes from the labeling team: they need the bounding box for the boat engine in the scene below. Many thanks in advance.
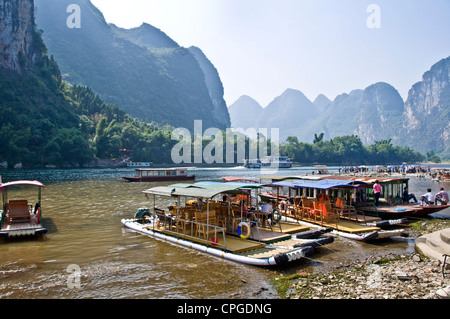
[134,208,152,223]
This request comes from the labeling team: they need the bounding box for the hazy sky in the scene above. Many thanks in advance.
[90,0,450,107]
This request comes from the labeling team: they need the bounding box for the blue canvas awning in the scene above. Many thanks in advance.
[271,179,365,190]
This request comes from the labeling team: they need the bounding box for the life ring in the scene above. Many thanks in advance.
[237,222,251,239]
[272,209,282,223]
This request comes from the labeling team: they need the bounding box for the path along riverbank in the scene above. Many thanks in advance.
[272,219,450,299]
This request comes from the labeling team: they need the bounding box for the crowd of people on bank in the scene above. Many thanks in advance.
[339,165,432,175]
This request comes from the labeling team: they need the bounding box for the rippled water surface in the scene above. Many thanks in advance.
[0,166,448,299]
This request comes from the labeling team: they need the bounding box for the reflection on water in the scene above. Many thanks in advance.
[0,167,448,298]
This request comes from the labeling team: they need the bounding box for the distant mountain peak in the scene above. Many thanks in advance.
[231,95,262,107]
[313,94,331,110]
[111,22,179,49]
[280,88,308,98]
[228,95,263,129]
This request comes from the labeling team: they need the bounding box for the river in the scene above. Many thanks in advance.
[0,166,449,299]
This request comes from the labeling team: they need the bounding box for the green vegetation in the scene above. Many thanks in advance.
[281,134,425,165]
[0,51,177,167]
[35,0,230,132]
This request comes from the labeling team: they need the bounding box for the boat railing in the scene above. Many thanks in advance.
[332,199,372,224]
[153,210,227,250]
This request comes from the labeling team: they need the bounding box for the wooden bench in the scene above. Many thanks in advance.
[7,200,31,224]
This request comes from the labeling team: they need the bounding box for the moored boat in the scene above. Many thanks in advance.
[126,161,152,168]
[122,168,195,182]
[121,183,333,267]
[0,180,48,238]
[243,158,262,169]
[261,156,292,168]
[261,178,406,241]
[262,174,450,219]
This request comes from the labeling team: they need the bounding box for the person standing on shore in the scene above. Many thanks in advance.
[373,180,382,206]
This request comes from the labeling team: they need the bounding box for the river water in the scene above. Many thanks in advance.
[0,166,449,299]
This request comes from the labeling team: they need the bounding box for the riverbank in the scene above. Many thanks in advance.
[272,219,450,299]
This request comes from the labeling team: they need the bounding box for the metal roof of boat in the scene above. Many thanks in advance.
[195,181,263,188]
[270,179,364,190]
[172,181,263,189]
[258,175,307,181]
[222,176,259,183]
[143,183,253,199]
[312,175,409,183]
[0,180,45,189]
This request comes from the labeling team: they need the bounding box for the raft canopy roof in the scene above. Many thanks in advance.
[269,179,365,190]
[0,180,45,190]
[222,176,259,183]
[143,181,262,200]
[259,174,409,185]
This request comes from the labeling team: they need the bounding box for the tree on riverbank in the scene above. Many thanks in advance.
[281,135,425,165]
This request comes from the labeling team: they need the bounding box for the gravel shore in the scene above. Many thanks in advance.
[273,219,450,299]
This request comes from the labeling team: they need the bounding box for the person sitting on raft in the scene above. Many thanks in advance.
[402,187,418,204]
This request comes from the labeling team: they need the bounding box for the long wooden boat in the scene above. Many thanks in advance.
[121,183,333,267]
[122,168,195,182]
[358,202,450,219]
[0,180,48,238]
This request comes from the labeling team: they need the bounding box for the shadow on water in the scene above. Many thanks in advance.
[41,217,58,234]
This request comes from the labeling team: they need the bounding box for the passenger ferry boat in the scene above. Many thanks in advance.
[122,168,195,182]
[244,156,292,169]
[261,156,292,168]
[243,158,262,169]
[121,182,333,267]
[0,179,48,238]
[126,161,152,168]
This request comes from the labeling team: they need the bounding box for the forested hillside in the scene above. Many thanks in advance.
[0,53,176,167]
[35,0,230,131]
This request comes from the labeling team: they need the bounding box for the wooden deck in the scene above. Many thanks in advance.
[339,214,382,223]
[239,238,316,259]
[217,235,266,253]
[334,220,380,234]
[250,222,310,243]
[294,217,380,234]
